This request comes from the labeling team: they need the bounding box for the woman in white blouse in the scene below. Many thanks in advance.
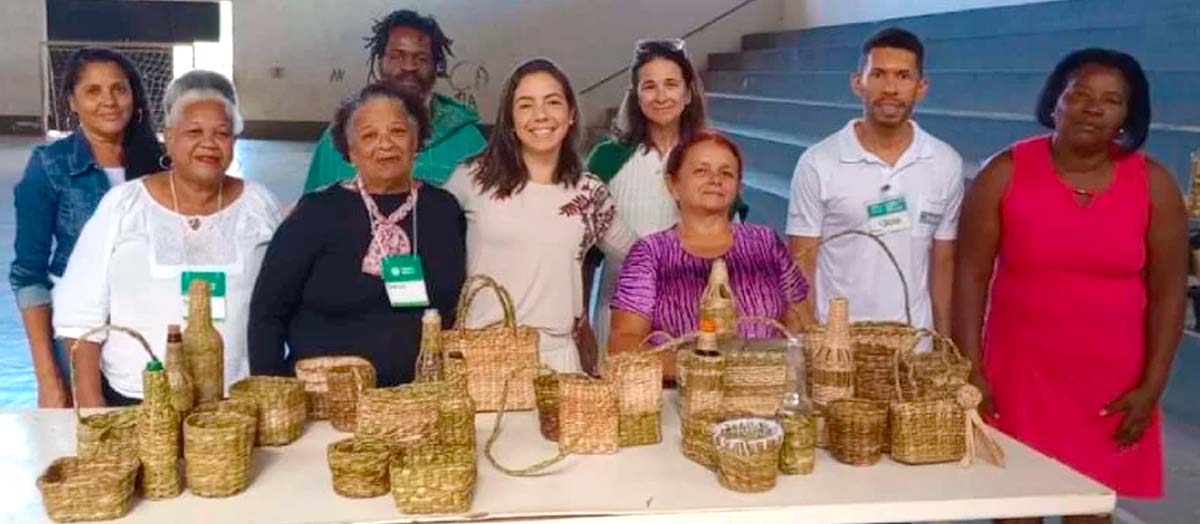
[444,58,636,374]
[54,70,282,406]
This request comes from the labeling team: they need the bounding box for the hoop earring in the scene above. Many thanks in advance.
[158,155,171,170]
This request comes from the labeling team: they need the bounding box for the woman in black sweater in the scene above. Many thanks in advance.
[248,83,466,386]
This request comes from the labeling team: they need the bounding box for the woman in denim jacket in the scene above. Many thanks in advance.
[10,48,162,407]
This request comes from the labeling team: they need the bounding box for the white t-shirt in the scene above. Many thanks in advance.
[786,119,964,329]
[102,167,126,188]
[443,164,637,373]
[53,179,283,398]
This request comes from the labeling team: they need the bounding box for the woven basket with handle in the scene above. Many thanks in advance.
[294,356,375,419]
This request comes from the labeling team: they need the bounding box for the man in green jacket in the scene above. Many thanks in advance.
[304,9,486,192]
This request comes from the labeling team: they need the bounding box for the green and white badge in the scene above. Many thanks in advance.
[866,195,911,235]
[382,254,430,308]
[181,271,227,321]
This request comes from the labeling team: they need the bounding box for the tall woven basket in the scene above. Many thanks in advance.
[68,326,155,461]
[327,437,392,498]
[390,445,476,514]
[326,364,376,432]
[558,374,620,454]
[678,344,724,418]
[713,418,784,493]
[438,354,477,450]
[183,411,254,497]
[852,321,919,402]
[611,347,663,447]
[357,382,443,452]
[828,399,888,466]
[442,275,540,412]
[720,317,793,417]
[37,455,140,523]
[138,365,182,499]
[699,258,739,339]
[230,376,307,446]
[889,330,967,465]
[294,356,375,419]
[809,297,855,405]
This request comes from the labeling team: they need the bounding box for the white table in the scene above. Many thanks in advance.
[0,394,1114,524]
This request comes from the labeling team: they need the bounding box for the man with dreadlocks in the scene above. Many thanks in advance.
[304,9,486,191]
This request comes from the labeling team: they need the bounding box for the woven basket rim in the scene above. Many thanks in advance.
[712,417,784,447]
[38,454,140,487]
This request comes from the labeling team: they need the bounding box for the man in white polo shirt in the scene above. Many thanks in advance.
[788,27,964,333]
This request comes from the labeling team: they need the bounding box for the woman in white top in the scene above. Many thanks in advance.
[54,70,282,406]
[444,58,636,374]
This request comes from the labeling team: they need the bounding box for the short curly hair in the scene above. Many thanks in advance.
[330,82,431,164]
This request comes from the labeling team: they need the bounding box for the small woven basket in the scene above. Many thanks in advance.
[611,350,663,447]
[713,418,784,493]
[678,347,724,418]
[390,445,476,514]
[533,368,560,442]
[326,365,376,433]
[230,376,307,446]
[183,411,253,497]
[779,410,816,475]
[294,356,375,420]
[558,374,619,455]
[828,399,888,466]
[851,321,918,402]
[37,454,140,523]
[889,330,967,465]
[719,317,794,417]
[327,437,392,498]
[907,335,972,401]
[357,382,443,452]
[193,398,258,444]
[681,413,722,467]
[69,325,156,461]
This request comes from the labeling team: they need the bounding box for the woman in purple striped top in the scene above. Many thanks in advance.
[608,130,808,379]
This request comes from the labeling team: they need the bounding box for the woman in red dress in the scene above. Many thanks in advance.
[954,48,1186,523]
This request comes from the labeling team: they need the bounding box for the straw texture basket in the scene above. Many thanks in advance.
[533,368,560,442]
[851,321,919,402]
[713,418,784,493]
[294,356,375,420]
[138,368,182,499]
[183,412,253,497]
[68,325,157,461]
[889,330,967,465]
[828,399,888,466]
[438,383,476,449]
[808,298,854,405]
[779,411,816,475]
[327,437,392,498]
[719,317,793,417]
[907,336,972,401]
[230,376,307,446]
[326,364,376,433]
[611,351,663,447]
[357,382,443,452]
[678,348,724,418]
[558,374,619,455]
[441,275,540,412]
[193,398,258,444]
[699,258,738,339]
[390,446,476,514]
[681,413,722,467]
[37,455,140,523]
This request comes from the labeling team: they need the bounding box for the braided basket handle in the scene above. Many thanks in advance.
[795,229,912,326]
[484,363,567,476]
[453,275,518,332]
[70,324,159,422]
[891,328,967,402]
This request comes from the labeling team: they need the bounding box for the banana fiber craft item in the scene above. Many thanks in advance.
[192,398,258,445]
[183,411,254,497]
[37,455,140,523]
[390,445,477,514]
[828,398,888,466]
[327,437,393,498]
[69,325,156,461]
[294,355,375,419]
[326,364,377,433]
[183,278,224,404]
[699,258,738,339]
[229,376,307,446]
[356,382,443,452]
[888,329,967,465]
[712,418,784,493]
[441,275,540,411]
[138,361,182,499]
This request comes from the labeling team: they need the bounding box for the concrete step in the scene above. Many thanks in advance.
[742,0,1200,51]
[712,22,1200,73]
[702,69,1200,127]
[708,93,1200,184]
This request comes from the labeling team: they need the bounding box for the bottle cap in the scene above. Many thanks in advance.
[146,360,164,372]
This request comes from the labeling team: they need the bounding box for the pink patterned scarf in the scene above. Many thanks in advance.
[349,176,420,276]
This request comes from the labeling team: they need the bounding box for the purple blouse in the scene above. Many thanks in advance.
[611,223,808,338]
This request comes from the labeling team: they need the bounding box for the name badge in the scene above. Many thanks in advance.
[181,271,227,321]
[382,255,431,308]
[866,195,911,235]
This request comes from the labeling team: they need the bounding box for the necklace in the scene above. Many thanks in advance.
[169,171,223,230]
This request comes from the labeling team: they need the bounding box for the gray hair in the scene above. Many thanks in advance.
[162,70,244,134]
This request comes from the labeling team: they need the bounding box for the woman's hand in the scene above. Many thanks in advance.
[1102,386,1160,448]
[969,371,998,420]
[37,374,72,408]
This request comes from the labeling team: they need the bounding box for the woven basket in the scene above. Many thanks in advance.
[193,398,258,445]
[230,376,307,446]
[852,321,919,402]
[828,399,888,466]
[558,374,619,454]
[720,317,792,417]
[699,258,738,339]
[326,364,376,433]
[357,382,443,452]
[681,413,722,467]
[533,368,560,442]
[390,445,476,514]
[183,411,253,497]
[327,437,392,498]
[611,350,663,447]
[295,356,376,420]
[439,386,476,450]
[442,275,540,412]
[809,298,855,405]
[68,325,157,461]
[37,455,139,522]
[889,330,967,465]
[907,336,972,401]
[779,410,816,475]
[713,418,784,493]
[678,347,724,418]
[138,367,182,499]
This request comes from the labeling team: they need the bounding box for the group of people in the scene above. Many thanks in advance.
[10,8,1183,516]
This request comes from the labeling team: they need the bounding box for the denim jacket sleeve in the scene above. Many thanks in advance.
[10,147,57,309]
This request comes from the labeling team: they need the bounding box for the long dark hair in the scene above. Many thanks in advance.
[470,58,583,199]
[1035,48,1151,153]
[614,39,707,149]
[364,9,454,81]
[61,47,163,177]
